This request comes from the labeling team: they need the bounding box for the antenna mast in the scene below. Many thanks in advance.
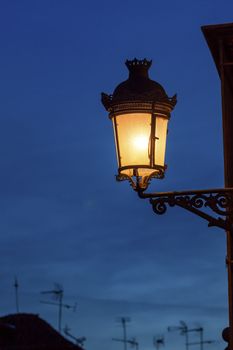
[153,336,164,350]
[113,317,131,350]
[168,322,214,350]
[185,326,215,350]
[168,321,189,350]
[40,283,76,333]
[14,277,19,313]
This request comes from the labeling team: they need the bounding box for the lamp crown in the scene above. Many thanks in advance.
[125,58,152,78]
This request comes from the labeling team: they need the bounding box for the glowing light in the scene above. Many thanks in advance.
[132,135,149,151]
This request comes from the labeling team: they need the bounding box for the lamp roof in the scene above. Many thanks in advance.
[101,58,177,111]
[113,58,167,101]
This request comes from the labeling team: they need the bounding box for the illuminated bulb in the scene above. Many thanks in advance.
[132,135,148,151]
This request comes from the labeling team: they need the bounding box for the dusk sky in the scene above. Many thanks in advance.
[0,1,233,350]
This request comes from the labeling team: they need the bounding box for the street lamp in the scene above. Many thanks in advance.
[101,23,233,349]
[101,58,176,190]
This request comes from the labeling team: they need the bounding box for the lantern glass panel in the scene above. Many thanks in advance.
[112,112,169,181]
[114,113,151,167]
[154,116,168,166]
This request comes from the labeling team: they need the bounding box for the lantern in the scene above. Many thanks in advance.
[101,58,176,191]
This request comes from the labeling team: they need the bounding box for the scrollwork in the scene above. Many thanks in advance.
[148,190,233,230]
[205,193,233,216]
[191,195,206,209]
[150,198,168,215]
[116,169,165,192]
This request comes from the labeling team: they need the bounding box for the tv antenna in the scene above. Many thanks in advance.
[14,276,19,313]
[113,317,131,350]
[40,283,77,333]
[153,336,164,350]
[185,326,215,350]
[168,322,214,350]
[64,325,86,347]
[168,320,189,350]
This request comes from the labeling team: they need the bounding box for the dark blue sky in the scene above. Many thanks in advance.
[0,1,233,350]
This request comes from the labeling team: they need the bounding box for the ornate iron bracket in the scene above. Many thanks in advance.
[137,188,233,230]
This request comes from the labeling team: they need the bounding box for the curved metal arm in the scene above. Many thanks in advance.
[137,187,233,230]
